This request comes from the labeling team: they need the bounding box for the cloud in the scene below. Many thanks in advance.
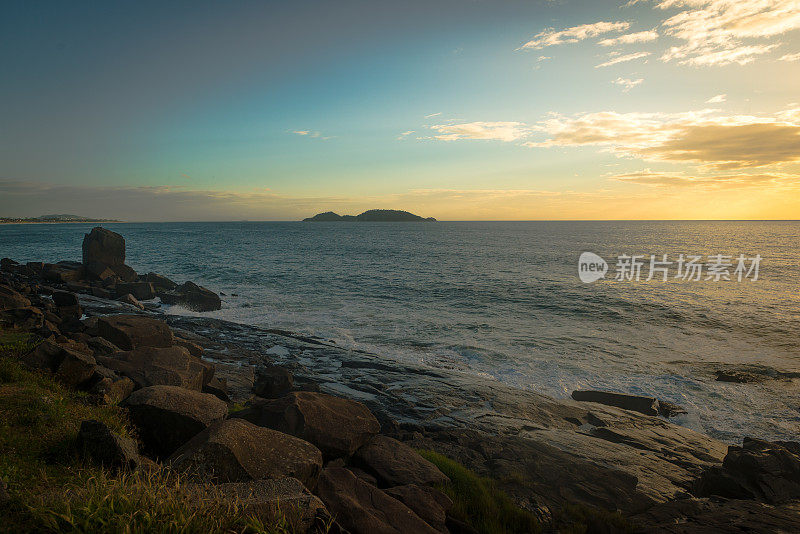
[706,94,727,103]
[397,130,415,140]
[292,129,333,140]
[293,130,310,135]
[424,112,442,118]
[656,0,800,66]
[780,52,800,61]
[598,30,659,46]
[526,107,800,170]
[519,21,630,50]
[595,51,651,68]
[428,121,531,142]
[613,77,645,91]
[612,169,799,189]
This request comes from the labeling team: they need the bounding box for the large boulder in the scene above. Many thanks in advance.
[168,419,323,488]
[694,438,800,504]
[82,227,125,266]
[232,392,380,458]
[51,291,79,307]
[22,340,96,388]
[97,315,174,350]
[0,284,31,310]
[144,272,177,292]
[160,281,221,312]
[77,420,139,470]
[315,466,439,534]
[0,306,44,330]
[253,365,294,399]
[571,390,660,417]
[123,385,228,458]
[98,346,206,391]
[116,282,155,301]
[187,478,328,533]
[354,435,449,487]
[384,484,452,532]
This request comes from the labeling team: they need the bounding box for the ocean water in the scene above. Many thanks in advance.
[2,221,799,442]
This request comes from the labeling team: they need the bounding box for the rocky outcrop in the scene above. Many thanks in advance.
[168,419,323,488]
[0,284,31,310]
[116,282,155,301]
[232,391,381,458]
[123,385,227,458]
[315,466,439,534]
[77,419,139,470]
[82,227,125,266]
[97,315,174,350]
[572,390,661,417]
[21,340,96,388]
[354,435,449,487]
[384,484,452,532]
[160,281,221,312]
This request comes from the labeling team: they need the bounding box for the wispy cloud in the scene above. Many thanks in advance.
[292,129,333,140]
[612,169,799,190]
[424,112,442,119]
[595,51,651,68]
[780,52,800,61]
[397,130,415,140]
[599,30,659,46]
[706,94,727,103]
[518,21,630,50]
[428,121,531,142]
[613,77,645,92]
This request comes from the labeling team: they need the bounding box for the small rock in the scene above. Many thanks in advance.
[571,390,660,417]
[160,281,221,312]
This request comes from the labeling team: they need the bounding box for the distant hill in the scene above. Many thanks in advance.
[303,209,436,222]
[0,214,120,224]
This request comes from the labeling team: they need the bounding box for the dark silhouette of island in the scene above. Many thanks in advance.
[0,214,120,224]
[303,209,436,222]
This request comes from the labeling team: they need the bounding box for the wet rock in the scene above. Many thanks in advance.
[572,390,660,417]
[77,419,139,470]
[52,291,79,307]
[97,315,174,350]
[354,435,449,487]
[233,391,381,458]
[315,466,438,534]
[253,365,293,398]
[82,227,125,266]
[694,438,800,504]
[116,282,155,301]
[168,419,323,487]
[144,272,177,292]
[160,281,221,312]
[118,293,144,310]
[175,338,203,357]
[83,260,118,282]
[110,264,138,283]
[90,286,113,299]
[98,345,206,390]
[0,284,32,310]
[123,385,228,458]
[384,484,452,532]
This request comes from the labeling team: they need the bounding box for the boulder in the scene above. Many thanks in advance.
[56,304,82,322]
[90,286,113,299]
[42,263,83,283]
[109,264,138,283]
[123,385,228,458]
[145,272,177,292]
[203,376,230,402]
[77,420,139,470]
[98,345,205,391]
[83,260,118,282]
[160,281,221,312]
[118,293,144,310]
[89,375,135,404]
[187,478,328,533]
[0,306,44,330]
[175,338,203,357]
[0,258,18,272]
[82,227,125,266]
[97,315,174,350]
[384,484,452,532]
[51,291,79,307]
[315,466,439,534]
[571,390,660,417]
[168,419,323,488]
[54,348,97,388]
[116,282,155,301]
[87,336,120,355]
[354,435,449,487]
[694,438,800,504]
[0,284,31,310]
[253,365,294,398]
[232,392,380,458]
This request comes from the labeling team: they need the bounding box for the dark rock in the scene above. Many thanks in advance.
[175,338,203,357]
[715,369,762,383]
[77,419,139,470]
[54,348,96,388]
[168,419,323,488]
[160,281,221,312]
[124,385,228,458]
[1,306,44,330]
[145,272,177,292]
[0,477,8,505]
[354,435,449,487]
[42,263,82,283]
[657,400,688,418]
[89,375,135,404]
[233,391,381,458]
[202,376,230,402]
[445,515,480,534]
[98,345,205,391]
[253,365,294,398]
[82,227,125,266]
[315,466,438,534]
[0,284,32,310]
[52,291,79,307]
[116,282,155,301]
[694,438,800,504]
[98,315,174,350]
[91,286,113,299]
[384,484,452,532]
[83,260,118,282]
[0,258,18,272]
[56,304,82,322]
[572,390,660,417]
[118,293,144,310]
[109,263,138,283]
[87,336,120,356]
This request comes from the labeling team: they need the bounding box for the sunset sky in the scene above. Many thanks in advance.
[2,0,799,220]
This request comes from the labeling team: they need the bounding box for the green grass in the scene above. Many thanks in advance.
[550,503,632,534]
[418,450,541,534]
[0,328,319,533]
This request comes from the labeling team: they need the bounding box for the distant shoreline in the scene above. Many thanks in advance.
[0,220,121,225]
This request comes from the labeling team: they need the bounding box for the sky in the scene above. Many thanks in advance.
[1,0,799,221]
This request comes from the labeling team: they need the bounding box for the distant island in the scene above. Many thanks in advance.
[0,214,121,224]
[303,209,436,222]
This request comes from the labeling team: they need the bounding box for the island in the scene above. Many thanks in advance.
[303,209,436,222]
[0,214,120,224]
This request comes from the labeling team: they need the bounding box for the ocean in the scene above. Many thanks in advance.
[1,221,798,442]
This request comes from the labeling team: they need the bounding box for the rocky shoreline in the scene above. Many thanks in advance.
[2,227,799,532]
